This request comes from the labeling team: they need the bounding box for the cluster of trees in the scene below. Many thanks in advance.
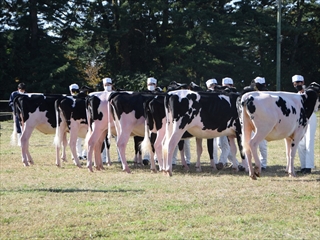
[1,0,320,99]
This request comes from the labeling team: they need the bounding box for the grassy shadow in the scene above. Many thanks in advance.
[0,188,145,193]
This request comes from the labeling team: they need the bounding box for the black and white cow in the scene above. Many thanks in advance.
[142,82,220,173]
[85,91,115,172]
[240,82,320,179]
[108,91,161,173]
[12,93,65,166]
[163,89,245,176]
[141,92,202,172]
[54,95,89,168]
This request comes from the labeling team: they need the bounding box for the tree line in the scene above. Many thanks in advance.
[1,0,319,99]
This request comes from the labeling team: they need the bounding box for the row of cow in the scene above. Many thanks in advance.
[11,81,320,179]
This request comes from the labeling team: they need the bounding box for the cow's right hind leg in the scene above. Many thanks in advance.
[20,127,34,166]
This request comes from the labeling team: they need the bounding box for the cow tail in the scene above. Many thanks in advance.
[84,97,93,150]
[140,120,153,158]
[10,97,20,146]
[240,99,251,155]
[107,99,113,141]
[10,113,18,146]
[54,99,61,148]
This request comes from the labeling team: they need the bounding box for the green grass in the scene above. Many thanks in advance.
[0,115,319,239]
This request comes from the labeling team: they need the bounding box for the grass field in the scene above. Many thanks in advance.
[0,116,319,239]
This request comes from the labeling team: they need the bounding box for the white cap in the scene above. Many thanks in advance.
[147,77,157,84]
[292,75,304,82]
[222,77,233,85]
[254,77,265,84]
[103,78,112,84]
[69,83,79,91]
[206,79,217,88]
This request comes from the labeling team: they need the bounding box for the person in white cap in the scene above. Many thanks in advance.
[147,77,157,91]
[252,77,268,169]
[69,83,87,160]
[69,83,80,96]
[141,77,158,165]
[103,77,113,92]
[206,78,218,90]
[9,82,26,146]
[205,79,220,168]
[253,76,268,91]
[222,77,234,87]
[292,75,317,174]
[100,77,117,164]
[215,77,234,167]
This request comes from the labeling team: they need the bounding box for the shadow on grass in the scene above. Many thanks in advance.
[170,163,320,180]
[0,188,145,193]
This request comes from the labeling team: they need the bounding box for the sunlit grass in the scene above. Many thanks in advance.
[0,114,319,239]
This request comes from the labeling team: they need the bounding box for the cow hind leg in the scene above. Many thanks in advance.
[116,133,132,174]
[20,128,34,166]
[69,134,81,168]
[241,119,255,179]
[249,129,271,178]
[284,138,297,177]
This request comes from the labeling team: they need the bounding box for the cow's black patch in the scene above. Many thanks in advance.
[15,94,63,129]
[170,91,240,133]
[298,107,308,127]
[246,96,256,114]
[58,96,88,129]
[276,97,291,117]
[145,95,166,131]
[109,92,160,121]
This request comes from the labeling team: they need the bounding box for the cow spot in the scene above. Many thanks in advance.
[276,97,291,117]
[246,96,256,114]
[298,108,308,127]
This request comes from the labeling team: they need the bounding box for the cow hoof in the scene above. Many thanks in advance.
[254,167,260,177]
[195,166,202,172]
[232,167,239,172]
[23,163,29,167]
[182,165,190,172]
[288,173,296,178]
[250,174,257,180]
[142,159,149,166]
[150,169,157,173]
[216,163,224,170]
[87,166,94,172]
[238,165,246,172]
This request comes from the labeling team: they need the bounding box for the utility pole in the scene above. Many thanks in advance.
[276,0,282,91]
